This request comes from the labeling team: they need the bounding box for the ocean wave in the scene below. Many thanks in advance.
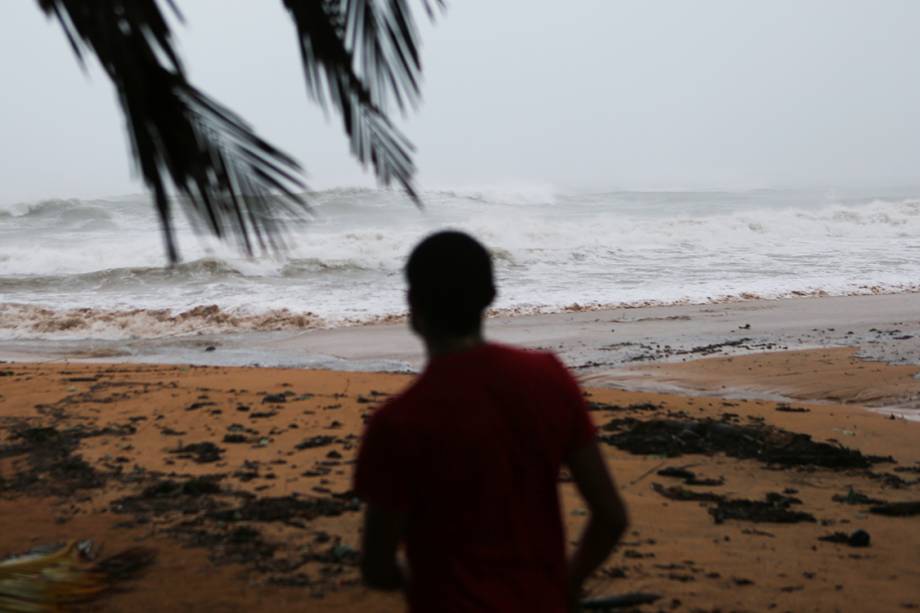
[5,281,920,341]
[424,184,558,206]
[306,185,559,207]
[0,303,322,340]
[4,188,920,340]
[280,257,381,276]
[0,258,245,292]
[0,198,120,221]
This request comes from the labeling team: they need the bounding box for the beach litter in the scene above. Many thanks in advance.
[0,541,154,611]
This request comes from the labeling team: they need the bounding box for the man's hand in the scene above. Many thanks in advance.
[360,503,407,591]
[566,440,629,601]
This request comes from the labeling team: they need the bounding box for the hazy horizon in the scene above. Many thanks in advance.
[1,1,918,206]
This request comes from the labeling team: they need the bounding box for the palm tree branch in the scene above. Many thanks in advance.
[283,0,441,203]
[36,0,308,263]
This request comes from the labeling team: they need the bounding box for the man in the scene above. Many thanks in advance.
[354,231,628,612]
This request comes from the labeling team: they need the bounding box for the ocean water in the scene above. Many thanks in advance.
[2,186,920,340]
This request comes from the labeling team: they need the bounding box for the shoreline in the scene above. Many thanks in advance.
[4,287,920,343]
[0,362,917,611]
[4,292,920,417]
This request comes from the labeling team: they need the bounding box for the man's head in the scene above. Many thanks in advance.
[405,231,496,339]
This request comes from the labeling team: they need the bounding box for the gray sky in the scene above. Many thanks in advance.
[1,0,919,205]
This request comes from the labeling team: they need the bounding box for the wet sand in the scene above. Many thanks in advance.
[5,293,920,376]
[1,358,918,612]
[599,347,920,418]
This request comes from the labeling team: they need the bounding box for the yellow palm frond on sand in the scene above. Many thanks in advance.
[0,542,155,612]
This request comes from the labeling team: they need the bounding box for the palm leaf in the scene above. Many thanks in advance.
[36,0,439,262]
[36,0,309,263]
[283,0,442,204]
[0,541,155,611]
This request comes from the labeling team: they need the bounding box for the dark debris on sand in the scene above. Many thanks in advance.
[651,482,817,524]
[832,488,886,506]
[295,435,337,450]
[652,483,724,503]
[580,592,662,610]
[622,337,789,363]
[709,493,816,524]
[656,466,724,487]
[111,477,226,517]
[208,495,358,524]
[110,473,364,589]
[775,404,810,413]
[600,417,892,469]
[819,529,871,547]
[865,470,919,489]
[169,442,224,463]
[0,425,112,496]
[0,413,367,593]
[587,401,661,412]
[869,501,920,517]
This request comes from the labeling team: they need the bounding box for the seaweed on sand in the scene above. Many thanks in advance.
[709,493,816,524]
[0,426,107,496]
[651,484,816,524]
[600,418,892,468]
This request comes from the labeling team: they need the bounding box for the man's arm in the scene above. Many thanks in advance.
[360,503,407,591]
[566,439,629,600]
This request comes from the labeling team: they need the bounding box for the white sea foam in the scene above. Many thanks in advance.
[2,187,920,339]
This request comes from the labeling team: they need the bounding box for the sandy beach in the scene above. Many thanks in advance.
[4,291,920,378]
[1,332,918,611]
[4,0,920,609]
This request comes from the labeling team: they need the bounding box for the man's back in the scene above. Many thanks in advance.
[355,343,595,612]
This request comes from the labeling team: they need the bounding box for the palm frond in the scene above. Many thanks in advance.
[283,0,442,203]
[0,541,155,611]
[36,0,308,263]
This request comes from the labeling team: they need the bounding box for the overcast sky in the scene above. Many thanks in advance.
[1,0,918,205]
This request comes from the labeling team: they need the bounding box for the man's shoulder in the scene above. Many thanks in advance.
[485,344,582,404]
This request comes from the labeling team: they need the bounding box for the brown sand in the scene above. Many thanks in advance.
[623,347,920,410]
[1,358,918,612]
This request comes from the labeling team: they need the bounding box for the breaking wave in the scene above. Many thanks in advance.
[3,186,920,339]
[0,303,321,340]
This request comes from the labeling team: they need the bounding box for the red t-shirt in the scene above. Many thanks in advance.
[354,343,596,612]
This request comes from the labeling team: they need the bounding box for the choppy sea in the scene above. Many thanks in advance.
[2,186,920,340]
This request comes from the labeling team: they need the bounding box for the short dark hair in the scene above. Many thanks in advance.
[406,231,496,336]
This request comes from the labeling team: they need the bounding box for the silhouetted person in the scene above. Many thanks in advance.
[354,231,628,612]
